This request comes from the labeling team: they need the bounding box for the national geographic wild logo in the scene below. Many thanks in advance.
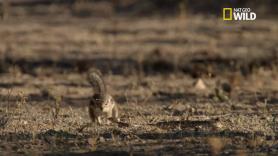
[223,8,256,21]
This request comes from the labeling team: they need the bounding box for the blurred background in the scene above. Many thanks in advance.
[0,0,278,17]
[0,0,277,76]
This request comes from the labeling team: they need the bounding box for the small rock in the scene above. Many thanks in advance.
[193,78,207,90]
[214,88,230,102]
[168,102,186,112]
[23,120,28,125]
[98,136,105,143]
[221,82,232,93]
[214,122,223,129]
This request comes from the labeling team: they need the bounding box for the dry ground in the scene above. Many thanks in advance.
[0,14,277,155]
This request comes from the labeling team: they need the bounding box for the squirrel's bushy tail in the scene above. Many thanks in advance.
[87,69,106,102]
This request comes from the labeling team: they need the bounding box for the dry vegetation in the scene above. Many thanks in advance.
[0,2,277,155]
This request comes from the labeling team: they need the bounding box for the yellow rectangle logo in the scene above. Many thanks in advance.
[223,8,233,20]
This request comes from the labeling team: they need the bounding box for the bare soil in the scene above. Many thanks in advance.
[0,14,277,155]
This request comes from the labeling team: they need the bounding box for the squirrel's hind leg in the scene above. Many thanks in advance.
[97,116,102,125]
[112,105,119,122]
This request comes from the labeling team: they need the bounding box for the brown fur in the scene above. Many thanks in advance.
[87,69,119,124]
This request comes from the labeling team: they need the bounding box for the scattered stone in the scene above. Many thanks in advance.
[193,78,207,90]
[214,88,230,102]
[221,82,232,94]
[208,137,225,156]
[214,122,224,129]
[98,136,105,143]
[166,101,195,116]
[167,101,187,112]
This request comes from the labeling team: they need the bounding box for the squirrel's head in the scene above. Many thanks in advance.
[91,94,104,109]
[92,94,113,111]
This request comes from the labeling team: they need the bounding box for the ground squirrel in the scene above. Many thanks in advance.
[87,69,119,124]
